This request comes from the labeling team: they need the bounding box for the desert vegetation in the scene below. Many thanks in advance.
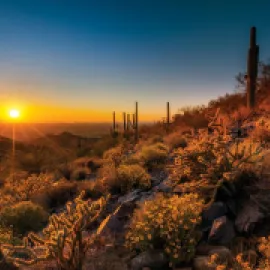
[2,56,270,270]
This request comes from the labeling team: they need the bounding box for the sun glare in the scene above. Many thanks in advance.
[9,109,20,119]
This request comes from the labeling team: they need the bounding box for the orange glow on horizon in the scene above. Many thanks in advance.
[0,100,170,123]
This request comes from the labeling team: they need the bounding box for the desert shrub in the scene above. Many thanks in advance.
[2,173,55,202]
[149,135,164,144]
[126,193,204,267]
[116,164,151,193]
[120,153,141,166]
[98,163,151,194]
[164,132,187,150]
[30,181,78,210]
[251,117,270,145]
[0,201,48,235]
[2,192,107,270]
[0,227,22,245]
[258,236,270,269]
[77,180,106,200]
[86,158,103,172]
[139,143,169,170]
[70,167,91,181]
[91,135,120,157]
[103,145,124,167]
[56,162,74,180]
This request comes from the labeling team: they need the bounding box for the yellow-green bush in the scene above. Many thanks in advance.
[126,193,204,267]
[103,145,124,166]
[98,163,151,194]
[0,201,48,236]
[139,143,169,170]
[2,173,55,202]
[164,132,187,150]
[116,164,151,193]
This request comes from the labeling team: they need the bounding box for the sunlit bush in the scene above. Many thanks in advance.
[103,145,124,167]
[139,143,169,170]
[126,193,204,267]
[164,132,187,150]
[116,164,151,193]
[30,181,78,210]
[3,173,55,202]
[0,201,48,236]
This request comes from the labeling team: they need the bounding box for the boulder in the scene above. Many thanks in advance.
[130,250,168,270]
[235,202,264,234]
[202,202,228,232]
[118,189,143,204]
[208,216,236,245]
[155,181,172,193]
[97,202,135,236]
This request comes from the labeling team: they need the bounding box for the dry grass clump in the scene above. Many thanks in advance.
[2,173,56,203]
[0,201,48,236]
[139,143,169,170]
[30,181,78,211]
[164,132,187,150]
[116,164,151,193]
[125,193,204,267]
[103,145,124,166]
[97,163,151,194]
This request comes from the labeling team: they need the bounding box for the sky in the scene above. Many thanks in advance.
[0,0,270,123]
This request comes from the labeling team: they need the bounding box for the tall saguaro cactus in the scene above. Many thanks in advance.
[123,112,127,133]
[127,114,130,131]
[135,101,139,142]
[246,26,259,109]
[166,102,170,133]
[113,111,116,132]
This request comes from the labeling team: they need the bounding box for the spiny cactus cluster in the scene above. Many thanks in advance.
[2,192,108,270]
[206,108,228,136]
[171,130,264,205]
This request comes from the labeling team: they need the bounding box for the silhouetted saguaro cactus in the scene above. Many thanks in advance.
[110,111,118,137]
[123,112,127,133]
[135,102,139,142]
[246,26,259,109]
[166,102,170,133]
[127,114,130,131]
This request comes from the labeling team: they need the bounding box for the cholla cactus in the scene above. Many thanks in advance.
[2,192,107,270]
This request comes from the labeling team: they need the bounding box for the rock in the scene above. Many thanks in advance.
[202,202,228,232]
[235,202,264,234]
[97,202,135,236]
[208,216,236,245]
[130,250,168,270]
[155,181,172,193]
[225,199,237,217]
[193,256,216,270]
[136,191,156,205]
[118,189,143,204]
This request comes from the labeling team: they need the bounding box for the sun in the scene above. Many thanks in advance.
[9,109,20,119]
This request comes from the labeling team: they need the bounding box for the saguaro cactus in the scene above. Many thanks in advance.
[113,111,116,132]
[166,102,170,133]
[246,26,259,109]
[127,114,131,131]
[123,112,127,133]
[110,111,118,137]
[135,101,139,142]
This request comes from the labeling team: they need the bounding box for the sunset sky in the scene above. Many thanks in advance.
[0,0,270,123]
